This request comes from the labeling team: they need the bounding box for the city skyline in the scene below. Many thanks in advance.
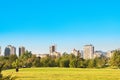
[0,44,119,56]
[0,0,120,54]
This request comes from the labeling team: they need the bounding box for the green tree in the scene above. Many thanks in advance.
[12,59,19,72]
[12,59,19,68]
[88,59,96,68]
[0,62,4,78]
[40,56,51,67]
[32,57,41,67]
[69,58,77,68]
[94,57,107,68]
[0,62,16,80]
[110,50,120,68]
[55,58,61,67]
[77,59,85,68]
[9,54,18,63]
[60,59,70,67]
[19,51,32,68]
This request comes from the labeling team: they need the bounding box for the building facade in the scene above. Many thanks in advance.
[36,54,49,58]
[49,45,61,58]
[19,46,25,56]
[11,46,16,55]
[83,45,94,59]
[94,51,103,58]
[71,49,81,57]
[49,45,56,54]
[106,50,114,58]
[49,45,56,56]
[4,45,16,56]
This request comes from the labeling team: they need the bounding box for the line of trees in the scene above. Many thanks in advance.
[0,50,120,70]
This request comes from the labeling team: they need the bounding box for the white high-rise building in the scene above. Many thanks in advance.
[19,46,25,56]
[11,46,16,55]
[49,45,61,58]
[83,44,94,59]
[71,49,81,57]
[4,45,16,56]
[49,45,56,56]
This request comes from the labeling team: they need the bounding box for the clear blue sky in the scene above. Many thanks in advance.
[0,0,120,54]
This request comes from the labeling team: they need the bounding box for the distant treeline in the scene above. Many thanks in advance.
[0,50,120,69]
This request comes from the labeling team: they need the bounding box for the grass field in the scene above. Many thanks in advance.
[2,68,120,80]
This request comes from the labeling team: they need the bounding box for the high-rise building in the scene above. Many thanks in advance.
[4,45,16,56]
[71,49,81,57]
[19,46,25,56]
[106,50,114,58]
[94,51,103,58]
[49,45,56,54]
[83,44,94,59]
[49,45,61,58]
[4,47,10,56]
[11,46,16,55]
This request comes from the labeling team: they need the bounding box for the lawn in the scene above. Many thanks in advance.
[2,68,120,80]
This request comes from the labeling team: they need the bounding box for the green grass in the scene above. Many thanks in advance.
[2,68,120,80]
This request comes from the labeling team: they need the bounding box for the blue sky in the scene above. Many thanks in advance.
[0,0,120,54]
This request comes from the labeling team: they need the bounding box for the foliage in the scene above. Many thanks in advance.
[0,62,16,80]
[1,51,120,69]
[60,59,70,67]
[32,57,41,67]
[12,59,19,68]
[110,50,120,68]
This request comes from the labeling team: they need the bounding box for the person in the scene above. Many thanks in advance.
[16,67,19,72]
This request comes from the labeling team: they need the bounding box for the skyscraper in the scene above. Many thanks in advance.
[4,47,10,56]
[4,45,16,56]
[11,46,16,55]
[19,46,25,56]
[49,45,56,54]
[71,49,81,57]
[49,45,61,58]
[83,44,94,59]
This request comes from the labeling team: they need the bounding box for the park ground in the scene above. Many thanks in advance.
[2,68,120,80]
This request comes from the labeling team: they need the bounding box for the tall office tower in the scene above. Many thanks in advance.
[50,45,56,53]
[4,45,16,56]
[49,45,61,58]
[71,49,81,57]
[83,44,94,59]
[19,46,25,56]
[11,46,16,55]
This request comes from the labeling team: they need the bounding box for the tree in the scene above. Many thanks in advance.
[60,59,70,67]
[94,57,107,68]
[110,50,120,68]
[4,60,13,69]
[32,57,41,67]
[9,54,18,63]
[69,58,77,68]
[88,59,96,68]
[77,59,85,68]
[0,62,16,80]
[20,51,32,59]
[19,51,32,68]
[0,62,4,78]
[40,56,51,67]
[12,59,19,72]
[55,58,61,67]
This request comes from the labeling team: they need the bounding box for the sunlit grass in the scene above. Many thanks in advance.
[2,68,120,80]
